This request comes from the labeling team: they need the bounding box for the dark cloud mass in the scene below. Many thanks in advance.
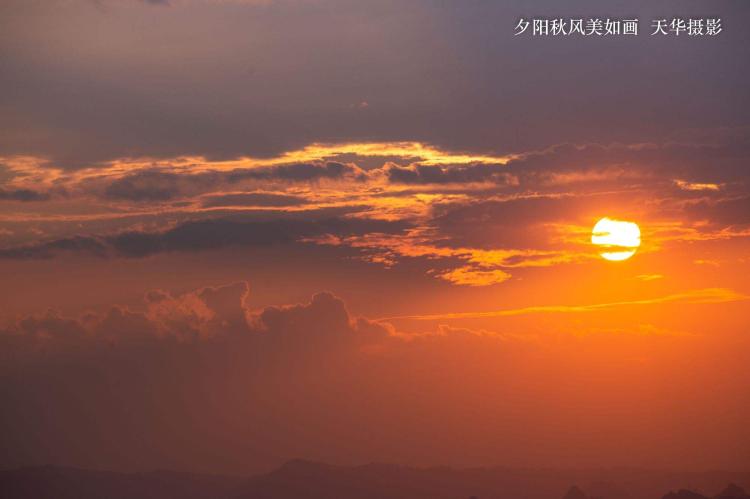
[104,170,184,202]
[226,162,365,183]
[94,162,363,203]
[201,192,308,208]
[685,195,750,226]
[385,163,513,185]
[0,188,51,202]
[0,216,408,259]
[0,282,394,471]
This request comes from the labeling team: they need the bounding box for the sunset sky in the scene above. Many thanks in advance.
[1,0,749,476]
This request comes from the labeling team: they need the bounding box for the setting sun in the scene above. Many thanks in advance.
[591,217,641,261]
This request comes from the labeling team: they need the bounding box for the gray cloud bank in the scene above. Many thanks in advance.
[1,0,748,166]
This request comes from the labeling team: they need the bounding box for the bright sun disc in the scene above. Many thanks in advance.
[591,217,641,261]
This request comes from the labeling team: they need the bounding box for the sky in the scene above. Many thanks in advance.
[1,0,749,475]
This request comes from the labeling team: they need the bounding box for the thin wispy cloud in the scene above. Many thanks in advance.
[379,288,749,321]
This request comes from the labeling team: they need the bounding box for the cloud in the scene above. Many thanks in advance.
[307,226,584,287]
[0,235,109,259]
[385,163,516,185]
[3,0,748,166]
[379,288,748,321]
[0,188,51,202]
[0,281,389,367]
[103,170,184,202]
[2,135,746,283]
[88,162,363,203]
[226,161,366,183]
[634,274,664,281]
[196,281,250,334]
[2,280,749,473]
[0,216,408,259]
[674,180,721,192]
[432,266,512,287]
[201,192,308,208]
[685,195,750,227]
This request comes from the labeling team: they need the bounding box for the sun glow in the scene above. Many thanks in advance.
[591,217,641,261]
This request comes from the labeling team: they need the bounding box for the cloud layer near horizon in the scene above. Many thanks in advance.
[2,280,749,474]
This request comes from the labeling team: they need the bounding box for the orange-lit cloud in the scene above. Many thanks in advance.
[2,135,750,290]
[432,266,512,287]
[380,287,748,321]
[674,179,721,191]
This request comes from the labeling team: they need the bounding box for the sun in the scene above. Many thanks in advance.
[591,217,641,261]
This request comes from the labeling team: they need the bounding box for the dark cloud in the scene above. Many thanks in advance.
[685,195,750,227]
[436,195,580,226]
[0,283,394,471]
[377,133,750,189]
[227,162,366,183]
[104,170,184,202]
[0,281,252,362]
[0,188,51,202]
[0,235,109,259]
[257,292,355,352]
[75,137,750,212]
[385,163,513,185]
[0,216,408,259]
[96,163,362,203]
[0,276,502,375]
[503,137,750,186]
[429,194,591,249]
[197,281,250,334]
[201,192,308,208]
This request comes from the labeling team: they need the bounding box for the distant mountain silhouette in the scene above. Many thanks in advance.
[715,484,750,499]
[562,485,590,499]
[231,461,750,499]
[560,484,608,499]
[661,482,750,499]
[662,491,710,499]
[230,459,495,499]
[0,465,242,499]
[2,461,749,499]
[587,480,630,499]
